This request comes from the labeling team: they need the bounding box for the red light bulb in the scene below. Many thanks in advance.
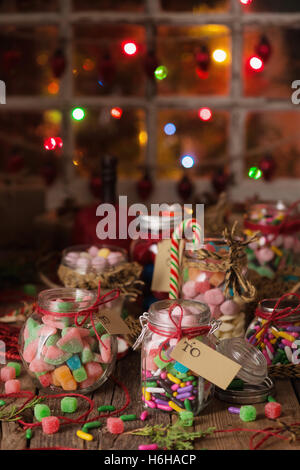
[110,107,123,119]
[249,56,264,72]
[198,107,212,121]
[44,137,57,151]
[122,41,137,56]
[240,0,253,5]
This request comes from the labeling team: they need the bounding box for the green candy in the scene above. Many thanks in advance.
[61,397,78,413]
[26,429,33,439]
[44,351,72,366]
[184,399,192,411]
[82,421,102,432]
[54,302,73,313]
[256,266,275,279]
[59,338,83,354]
[7,362,21,377]
[267,396,277,403]
[34,404,51,422]
[0,400,6,406]
[239,405,256,422]
[90,322,105,337]
[72,366,87,383]
[98,405,115,412]
[120,414,137,422]
[154,351,169,370]
[81,346,94,364]
[179,411,194,427]
[45,334,60,347]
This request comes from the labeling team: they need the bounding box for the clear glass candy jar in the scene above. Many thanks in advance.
[19,287,117,393]
[245,297,300,366]
[140,299,216,416]
[181,239,247,340]
[244,201,300,280]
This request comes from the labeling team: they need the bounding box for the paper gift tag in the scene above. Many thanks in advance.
[170,337,242,390]
[97,308,131,335]
[151,239,184,293]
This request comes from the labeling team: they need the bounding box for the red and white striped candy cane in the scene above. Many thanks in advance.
[169,218,202,299]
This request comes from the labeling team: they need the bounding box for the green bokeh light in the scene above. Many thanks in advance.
[72,107,85,121]
[154,65,168,80]
[248,166,262,180]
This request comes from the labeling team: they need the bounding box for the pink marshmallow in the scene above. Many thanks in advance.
[1,366,16,382]
[195,280,211,295]
[220,299,240,316]
[256,247,274,264]
[209,305,222,319]
[182,280,197,299]
[204,288,225,306]
[5,379,21,394]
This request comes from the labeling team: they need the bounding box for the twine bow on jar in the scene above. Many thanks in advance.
[133,303,221,363]
[36,282,120,349]
[251,293,300,348]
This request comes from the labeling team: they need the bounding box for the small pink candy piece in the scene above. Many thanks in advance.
[38,325,57,337]
[256,247,274,264]
[100,336,112,363]
[160,372,167,380]
[88,246,99,257]
[1,366,16,382]
[195,280,211,295]
[38,372,52,388]
[139,444,158,450]
[209,305,222,319]
[85,362,103,379]
[140,411,148,421]
[182,280,197,299]
[107,417,124,434]
[171,384,179,391]
[41,416,60,435]
[79,377,97,389]
[220,299,240,316]
[204,288,225,306]
[23,338,39,363]
[145,400,156,409]
[29,358,54,373]
[5,379,21,394]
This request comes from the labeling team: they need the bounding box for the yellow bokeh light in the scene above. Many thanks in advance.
[72,159,80,166]
[139,130,148,146]
[44,110,62,125]
[212,49,228,63]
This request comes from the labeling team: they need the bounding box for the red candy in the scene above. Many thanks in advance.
[5,379,21,394]
[107,417,124,434]
[1,366,16,382]
[264,401,282,419]
[41,416,60,434]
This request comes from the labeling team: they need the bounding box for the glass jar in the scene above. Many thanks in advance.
[130,207,182,306]
[19,287,117,393]
[245,298,300,366]
[181,238,247,340]
[244,200,300,281]
[140,299,215,416]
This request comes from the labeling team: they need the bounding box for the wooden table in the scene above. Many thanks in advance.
[1,351,300,450]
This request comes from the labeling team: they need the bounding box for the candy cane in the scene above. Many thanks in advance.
[169,218,202,299]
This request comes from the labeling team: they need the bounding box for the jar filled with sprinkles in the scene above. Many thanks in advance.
[19,287,117,393]
[245,295,300,369]
[138,299,216,416]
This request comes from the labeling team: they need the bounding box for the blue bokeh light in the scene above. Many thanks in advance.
[181,155,195,169]
[164,123,176,136]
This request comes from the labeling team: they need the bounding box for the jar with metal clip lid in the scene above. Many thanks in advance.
[136,299,270,416]
[130,206,183,302]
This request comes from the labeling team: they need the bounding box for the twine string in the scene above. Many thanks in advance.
[253,292,300,347]
[36,282,120,349]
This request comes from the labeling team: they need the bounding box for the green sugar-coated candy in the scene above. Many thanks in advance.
[45,334,60,347]
[98,405,115,412]
[59,338,83,354]
[184,399,192,411]
[7,362,21,377]
[55,302,73,313]
[267,396,277,403]
[239,405,256,422]
[90,322,105,337]
[62,327,70,337]
[61,397,78,413]
[81,345,93,364]
[44,351,72,366]
[82,421,102,432]
[26,429,33,439]
[120,414,137,422]
[154,351,169,370]
[182,376,196,382]
[179,411,194,427]
[72,366,87,383]
[0,400,6,406]
[34,404,51,422]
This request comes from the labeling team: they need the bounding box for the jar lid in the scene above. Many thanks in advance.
[215,377,275,404]
[217,337,268,385]
[258,298,300,322]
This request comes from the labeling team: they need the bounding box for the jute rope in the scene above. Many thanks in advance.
[185,222,258,303]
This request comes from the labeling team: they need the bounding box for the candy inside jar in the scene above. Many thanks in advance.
[244,201,300,280]
[245,297,300,367]
[19,288,117,393]
[181,239,247,340]
[140,299,215,416]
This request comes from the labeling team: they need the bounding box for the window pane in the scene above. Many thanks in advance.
[243,27,300,98]
[73,108,145,179]
[0,0,58,12]
[157,109,228,179]
[161,0,229,12]
[245,111,300,179]
[243,0,300,13]
[0,26,59,96]
[157,25,231,96]
[0,109,62,177]
[73,0,144,12]
[73,24,146,96]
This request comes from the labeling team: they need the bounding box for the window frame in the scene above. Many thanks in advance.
[1,0,300,205]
